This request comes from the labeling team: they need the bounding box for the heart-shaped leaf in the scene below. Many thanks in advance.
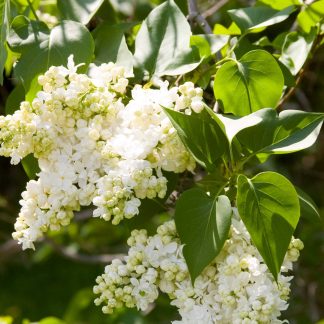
[214,50,284,116]
[175,188,232,282]
[237,172,300,279]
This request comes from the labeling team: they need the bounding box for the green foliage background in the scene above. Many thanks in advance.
[0,0,323,323]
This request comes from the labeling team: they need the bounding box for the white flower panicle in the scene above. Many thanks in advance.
[0,56,201,249]
[93,211,303,324]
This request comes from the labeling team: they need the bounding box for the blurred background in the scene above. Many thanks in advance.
[0,0,323,323]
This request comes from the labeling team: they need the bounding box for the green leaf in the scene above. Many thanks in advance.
[190,34,229,58]
[297,0,324,33]
[237,109,324,155]
[8,18,94,92]
[5,83,25,114]
[57,0,104,25]
[0,0,10,84]
[22,154,40,179]
[257,0,302,10]
[228,5,295,33]
[163,108,227,172]
[8,15,49,52]
[214,50,284,116]
[207,107,264,144]
[296,187,321,223]
[279,30,316,75]
[175,188,232,282]
[213,22,241,35]
[93,22,134,75]
[237,172,300,279]
[196,170,228,195]
[133,0,200,78]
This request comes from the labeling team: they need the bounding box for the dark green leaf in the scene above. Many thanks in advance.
[0,0,10,84]
[196,170,228,195]
[133,0,200,78]
[93,22,134,75]
[297,0,324,33]
[237,172,300,279]
[228,5,295,32]
[237,109,324,155]
[214,50,284,116]
[175,188,232,282]
[22,154,40,179]
[5,83,25,114]
[296,187,321,223]
[8,19,94,92]
[57,0,104,25]
[163,108,227,172]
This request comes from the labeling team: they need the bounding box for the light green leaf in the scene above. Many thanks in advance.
[237,172,300,279]
[207,107,263,143]
[190,34,229,58]
[175,188,232,282]
[57,0,104,25]
[213,22,241,35]
[0,0,10,84]
[296,187,321,223]
[163,108,227,172]
[93,22,134,75]
[257,0,302,10]
[297,0,324,33]
[8,19,94,92]
[214,50,284,116]
[228,5,295,32]
[133,0,200,78]
[280,30,316,75]
[237,109,324,155]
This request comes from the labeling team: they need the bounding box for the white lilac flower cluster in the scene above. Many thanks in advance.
[0,57,201,249]
[93,210,303,324]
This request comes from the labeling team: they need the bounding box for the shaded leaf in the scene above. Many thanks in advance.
[296,187,321,223]
[0,0,10,84]
[93,22,134,75]
[163,108,227,172]
[57,0,104,25]
[237,172,300,279]
[175,188,232,282]
[8,18,94,92]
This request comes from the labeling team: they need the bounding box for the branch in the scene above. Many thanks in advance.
[202,0,230,19]
[187,0,212,34]
[45,237,125,264]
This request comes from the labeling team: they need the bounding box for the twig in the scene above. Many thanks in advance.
[202,0,230,19]
[45,237,125,264]
[27,0,40,21]
[187,0,212,34]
